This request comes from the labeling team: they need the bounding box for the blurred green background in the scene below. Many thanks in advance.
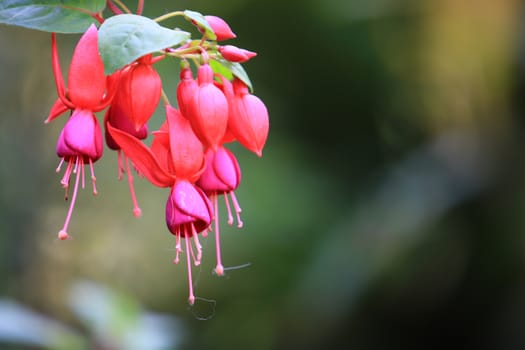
[2,0,525,349]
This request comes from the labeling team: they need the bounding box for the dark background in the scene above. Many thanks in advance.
[2,0,525,349]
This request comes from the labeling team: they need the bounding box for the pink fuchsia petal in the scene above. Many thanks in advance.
[219,45,257,63]
[45,97,70,124]
[67,25,106,109]
[188,65,229,148]
[166,105,205,182]
[107,123,175,188]
[58,109,103,161]
[166,180,213,235]
[197,147,241,194]
[204,15,236,41]
[230,79,269,157]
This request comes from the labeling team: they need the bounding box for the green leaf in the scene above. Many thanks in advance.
[99,14,190,74]
[183,10,216,40]
[210,58,253,92]
[0,0,106,33]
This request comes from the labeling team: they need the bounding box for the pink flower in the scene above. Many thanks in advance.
[104,101,148,218]
[116,54,162,131]
[48,25,116,240]
[197,146,243,275]
[187,64,229,148]
[176,64,198,119]
[204,15,236,41]
[219,45,257,63]
[229,78,269,156]
[108,105,212,305]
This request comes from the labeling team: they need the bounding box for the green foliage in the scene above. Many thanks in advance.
[98,14,190,74]
[0,0,105,33]
[211,58,253,91]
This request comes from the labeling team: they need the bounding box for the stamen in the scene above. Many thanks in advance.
[89,158,97,195]
[185,235,196,305]
[60,159,74,187]
[223,193,234,225]
[81,159,85,189]
[125,156,142,217]
[230,192,243,228]
[173,231,182,264]
[192,224,202,265]
[56,158,65,173]
[213,194,224,276]
[58,157,82,240]
[117,150,124,180]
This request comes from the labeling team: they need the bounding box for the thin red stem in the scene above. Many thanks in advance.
[106,0,123,14]
[136,0,144,15]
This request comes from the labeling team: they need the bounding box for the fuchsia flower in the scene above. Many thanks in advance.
[219,45,257,63]
[116,54,162,131]
[47,25,115,240]
[229,78,270,157]
[196,146,242,276]
[186,64,229,148]
[104,100,148,217]
[176,63,197,119]
[203,15,236,41]
[108,105,212,305]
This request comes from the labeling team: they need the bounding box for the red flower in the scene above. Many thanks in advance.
[116,54,162,131]
[48,25,116,240]
[187,64,229,148]
[229,78,269,156]
[108,105,212,304]
[176,64,197,119]
[219,45,257,63]
[197,146,243,275]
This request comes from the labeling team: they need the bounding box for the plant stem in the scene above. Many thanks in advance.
[112,0,132,14]
[154,11,185,23]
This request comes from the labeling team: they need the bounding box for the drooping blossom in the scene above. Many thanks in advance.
[229,78,269,156]
[108,105,212,305]
[116,54,162,131]
[47,25,116,240]
[197,146,242,275]
[104,98,148,217]
[176,62,197,119]
[219,45,257,63]
[186,64,229,148]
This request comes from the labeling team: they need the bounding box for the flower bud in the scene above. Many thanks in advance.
[176,65,198,119]
[187,64,229,148]
[229,79,269,156]
[204,15,236,41]
[197,147,241,194]
[219,45,257,63]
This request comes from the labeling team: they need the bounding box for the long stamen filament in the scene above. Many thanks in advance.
[125,156,142,217]
[185,235,196,305]
[213,193,224,276]
[58,157,82,240]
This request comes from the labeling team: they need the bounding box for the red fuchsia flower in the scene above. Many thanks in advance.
[219,45,257,63]
[196,146,242,275]
[104,99,148,217]
[48,24,116,240]
[176,62,197,119]
[229,78,270,157]
[187,64,229,148]
[116,54,162,131]
[203,15,236,41]
[107,105,212,305]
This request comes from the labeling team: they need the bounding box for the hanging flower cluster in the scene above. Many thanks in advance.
[43,1,269,305]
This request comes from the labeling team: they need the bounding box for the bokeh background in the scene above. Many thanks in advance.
[2,0,525,349]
